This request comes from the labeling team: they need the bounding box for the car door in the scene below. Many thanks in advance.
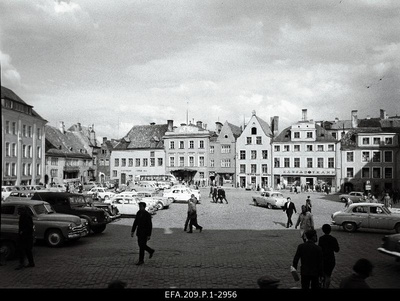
[1,204,18,226]
[350,205,369,228]
[258,192,268,206]
[368,205,391,230]
[126,198,140,215]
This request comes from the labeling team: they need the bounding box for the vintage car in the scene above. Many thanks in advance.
[377,233,400,261]
[4,190,36,202]
[108,196,157,216]
[1,200,88,247]
[252,191,286,209]
[83,194,121,221]
[163,187,201,203]
[1,186,16,202]
[338,191,364,203]
[0,223,22,260]
[142,195,173,210]
[331,203,400,233]
[86,187,115,200]
[31,192,113,234]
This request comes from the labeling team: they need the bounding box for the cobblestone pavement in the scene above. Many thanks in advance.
[1,188,399,291]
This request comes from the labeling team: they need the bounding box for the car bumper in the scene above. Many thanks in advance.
[377,247,400,259]
[68,225,89,239]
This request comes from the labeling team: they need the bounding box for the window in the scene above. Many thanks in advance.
[256,136,262,144]
[37,147,41,158]
[328,144,334,151]
[22,145,27,158]
[27,164,32,176]
[5,142,10,157]
[246,137,252,144]
[251,127,257,135]
[294,158,300,168]
[143,158,148,167]
[5,121,10,133]
[362,168,370,178]
[23,125,27,137]
[158,158,163,166]
[11,163,16,176]
[169,157,175,167]
[284,145,289,152]
[384,151,393,163]
[199,140,204,149]
[210,159,214,167]
[317,145,324,151]
[221,159,231,167]
[179,157,184,167]
[240,150,246,160]
[346,168,354,178]
[385,137,393,145]
[284,158,290,168]
[262,150,268,159]
[28,126,32,138]
[114,158,119,167]
[12,143,17,157]
[189,141,194,149]
[113,170,117,177]
[22,163,26,176]
[51,158,58,166]
[328,158,334,168]
[105,159,110,166]
[121,158,126,167]
[170,141,175,149]
[221,145,231,153]
[199,156,204,167]
[210,145,214,154]
[317,158,324,168]
[373,137,381,145]
[179,141,184,149]
[347,152,354,162]
[362,151,370,162]
[294,145,300,152]
[129,158,133,167]
[306,145,313,152]
[306,132,313,138]
[251,150,257,159]
[199,172,204,179]
[372,151,381,163]
[13,122,17,135]
[150,151,155,157]
[37,128,41,139]
[307,158,313,168]
[135,158,140,167]
[372,168,381,178]
[262,164,268,173]
[150,158,155,167]
[5,163,10,176]
[384,168,393,179]
[274,145,280,152]
[240,164,246,173]
[274,158,280,168]
[362,137,370,145]
[51,169,57,177]
[251,164,257,173]
[294,132,300,138]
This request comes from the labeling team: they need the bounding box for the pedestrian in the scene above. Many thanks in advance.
[295,205,314,242]
[217,187,228,204]
[345,197,353,208]
[305,196,312,213]
[292,229,324,289]
[283,197,297,228]
[183,194,198,231]
[318,224,340,289]
[209,185,214,198]
[187,194,203,233]
[131,202,155,265]
[212,186,218,203]
[339,258,374,289]
[15,206,35,270]
[382,192,393,208]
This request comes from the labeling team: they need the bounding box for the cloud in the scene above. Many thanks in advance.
[0,51,21,86]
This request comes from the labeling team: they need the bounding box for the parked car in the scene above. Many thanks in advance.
[31,192,113,234]
[132,182,159,193]
[0,223,23,260]
[1,200,88,248]
[377,233,400,261]
[163,187,201,202]
[1,186,17,202]
[339,191,364,203]
[86,187,115,200]
[252,191,286,209]
[331,203,400,233]
[108,196,157,216]
[156,181,171,190]
[4,191,36,202]
[25,185,46,191]
[142,195,173,210]
[83,194,121,221]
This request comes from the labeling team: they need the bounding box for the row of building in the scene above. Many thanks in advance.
[2,85,400,194]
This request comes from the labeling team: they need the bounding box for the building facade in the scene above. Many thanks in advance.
[1,86,47,186]
[96,137,119,183]
[272,109,339,192]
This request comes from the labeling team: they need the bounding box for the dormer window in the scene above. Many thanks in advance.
[251,127,257,135]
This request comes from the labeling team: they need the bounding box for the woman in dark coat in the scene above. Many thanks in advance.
[318,224,340,288]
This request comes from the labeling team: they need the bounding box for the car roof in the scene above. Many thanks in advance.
[32,191,83,200]
[1,199,47,206]
[348,202,383,207]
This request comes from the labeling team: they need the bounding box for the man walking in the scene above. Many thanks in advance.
[283,197,297,228]
[318,224,340,288]
[217,187,228,204]
[131,202,155,265]
[187,194,203,233]
[15,207,35,270]
[292,229,324,289]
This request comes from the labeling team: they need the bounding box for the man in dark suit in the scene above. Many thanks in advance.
[283,197,297,228]
[131,202,155,265]
[15,206,35,270]
[292,229,324,289]
[217,187,228,204]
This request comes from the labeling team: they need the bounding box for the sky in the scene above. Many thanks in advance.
[1,0,399,140]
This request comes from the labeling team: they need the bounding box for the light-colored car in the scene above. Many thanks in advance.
[1,200,88,247]
[4,190,36,202]
[87,187,115,200]
[25,185,46,191]
[339,191,364,203]
[377,233,400,261]
[105,191,157,209]
[163,188,200,203]
[142,195,173,210]
[109,196,157,216]
[331,203,400,233]
[1,186,17,201]
[252,191,286,209]
[132,182,159,193]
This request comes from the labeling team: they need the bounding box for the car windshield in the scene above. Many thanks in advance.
[271,193,283,198]
[33,203,55,215]
[69,195,88,206]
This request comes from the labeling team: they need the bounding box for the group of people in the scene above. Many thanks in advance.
[345,192,394,208]
[209,186,228,204]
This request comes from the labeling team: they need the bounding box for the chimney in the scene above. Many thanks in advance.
[181,123,186,126]
[380,109,387,119]
[366,115,371,120]
[77,122,82,131]
[167,120,173,131]
[351,110,358,128]
[271,116,279,137]
[59,121,65,134]
[150,122,155,125]
[215,121,223,134]
[103,137,107,143]
[302,109,308,121]
[334,117,339,123]
[196,120,203,128]
[203,123,207,129]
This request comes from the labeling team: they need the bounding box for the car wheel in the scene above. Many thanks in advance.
[0,241,16,260]
[104,195,110,200]
[395,223,400,233]
[341,198,347,202]
[156,202,164,210]
[342,222,357,233]
[92,224,106,234]
[267,203,272,209]
[45,229,65,247]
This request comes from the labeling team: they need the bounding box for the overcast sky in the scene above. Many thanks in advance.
[1,0,399,139]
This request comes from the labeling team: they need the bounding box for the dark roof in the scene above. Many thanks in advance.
[68,124,99,148]
[1,86,47,121]
[114,123,169,150]
[226,122,242,138]
[320,120,353,130]
[273,124,337,143]
[255,115,273,137]
[45,125,92,158]
[358,118,382,128]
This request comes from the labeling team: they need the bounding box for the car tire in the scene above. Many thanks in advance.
[92,224,106,234]
[267,203,272,209]
[342,222,357,233]
[395,223,400,233]
[156,202,164,210]
[0,241,16,260]
[45,229,65,247]
[253,199,258,206]
[104,195,110,200]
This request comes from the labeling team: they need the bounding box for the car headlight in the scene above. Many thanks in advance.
[68,223,73,230]
[92,217,97,222]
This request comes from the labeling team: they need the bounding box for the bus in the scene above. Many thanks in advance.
[134,174,178,186]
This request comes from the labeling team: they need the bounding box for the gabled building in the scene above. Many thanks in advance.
[340,110,400,195]
[163,120,211,185]
[235,111,278,190]
[110,121,170,186]
[209,121,242,187]
[96,137,120,183]
[272,109,339,191]
[44,122,94,186]
[1,86,47,186]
